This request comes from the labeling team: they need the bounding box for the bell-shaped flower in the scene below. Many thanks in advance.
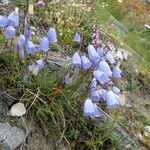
[93,70,109,85]
[25,41,37,54]
[87,44,100,61]
[72,52,82,68]
[90,88,100,102]
[15,35,26,51]
[106,53,115,64]
[4,26,16,39]
[93,104,103,118]
[73,33,81,43]
[39,36,49,52]
[24,17,31,39]
[101,89,107,101]
[0,15,8,27]
[99,60,112,76]
[29,59,45,75]
[112,86,120,95]
[97,47,104,58]
[90,78,97,89]
[112,66,122,78]
[64,74,72,85]
[47,27,57,43]
[7,11,19,27]
[18,34,26,45]
[81,56,91,70]
[106,91,120,109]
[24,28,31,39]
[83,98,95,118]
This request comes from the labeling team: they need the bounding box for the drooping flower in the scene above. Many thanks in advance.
[25,40,37,54]
[81,56,91,70]
[101,89,108,101]
[87,44,100,61]
[112,66,122,78]
[0,15,8,27]
[106,91,120,109]
[39,36,49,52]
[29,59,45,75]
[47,27,57,43]
[93,103,103,118]
[90,77,97,89]
[90,88,100,102]
[83,98,95,118]
[99,60,112,76]
[4,26,16,39]
[72,52,82,68]
[93,70,110,84]
[73,33,81,43]
[64,74,72,85]
[24,17,31,39]
[15,35,26,59]
[7,11,19,27]
[106,52,115,64]
[112,86,120,95]
[36,0,45,7]
[97,47,104,58]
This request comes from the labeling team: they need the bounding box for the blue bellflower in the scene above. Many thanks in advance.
[39,36,49,52]
[90,89,101,102]
[106,53,115,64]
[87,44,100,61]
[97,47,104,58]
[47,27,57,43]
[93,103,103,118]
[64,75,72,85]
[112,86,120,95]
[93,70,109,85]
[25,41,37,54]
[18,35,26,45]
[72,52,82,68]
[7,11,19,27]
[29,59,45,75]
[73,33,81,43]
[81,56,91,70]
[24,16,31,39]
[112,66,122,78]
[4,26,16,39]
[99,60,112,76]
[101,89,108,101]
[106,91,120,109]
[83,98,95,118]
[90,78,97,89]
[0,15,8,27]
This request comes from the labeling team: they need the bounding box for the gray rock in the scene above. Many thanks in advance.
[0,0,10,5]
[146,0,150,4]
[0,122,25,150]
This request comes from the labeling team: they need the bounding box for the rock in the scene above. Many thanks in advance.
[146,0,150,4]
[144,126,150,132]
[0,0,10,5]
[0,122,25,150]
[9,103,26,117]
